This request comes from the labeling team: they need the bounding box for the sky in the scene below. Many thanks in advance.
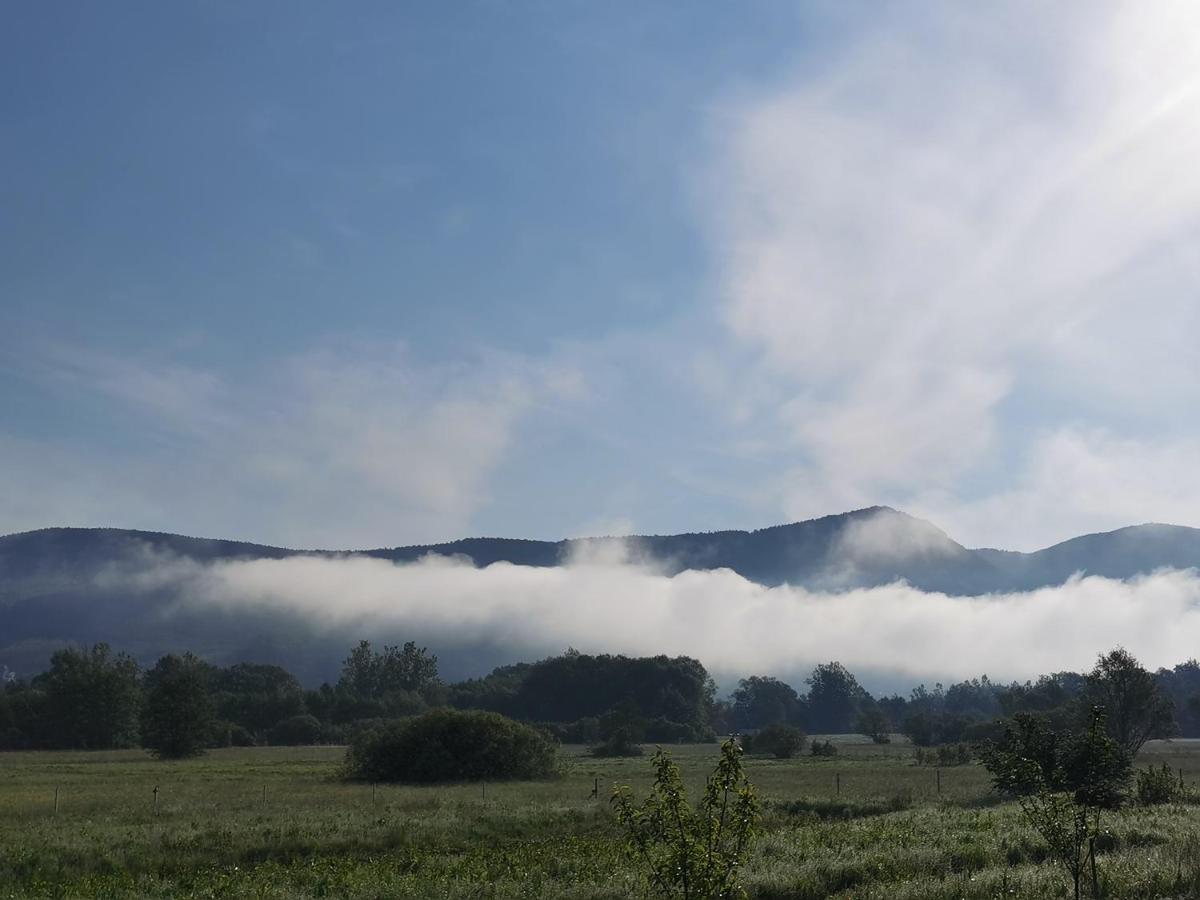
[4,1,1200,553]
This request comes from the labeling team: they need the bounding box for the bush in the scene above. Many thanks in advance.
[743,724,806,758]
[229,724,256,747]
[269,714,324,746]
[592,725,644,758]
[643,716,712,743]
[1137,764,1178,805]
[811,739,838,757]
[613,739,759,898]
[344,709,559,783]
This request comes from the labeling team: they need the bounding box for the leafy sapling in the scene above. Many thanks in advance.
[612,738,760,899]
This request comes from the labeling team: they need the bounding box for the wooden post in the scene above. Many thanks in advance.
[836,772,841,796]
[262,784,266,806]
[937,768,942,794]
[153,786,159,815]
[53,786,59,815]
[482,781,487,801]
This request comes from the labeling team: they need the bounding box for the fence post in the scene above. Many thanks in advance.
[937,768,942,794]
[153,786,159,815]
[836,772,841,796]
[54,786,59,815]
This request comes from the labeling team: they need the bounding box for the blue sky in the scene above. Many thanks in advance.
[4,1,1200,551]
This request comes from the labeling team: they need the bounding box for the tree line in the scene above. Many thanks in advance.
[0,642,717,756]
[726,648,1183,758]
[1,640,1194,758]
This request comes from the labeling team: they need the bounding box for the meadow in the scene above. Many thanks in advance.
[3,738,1200,899]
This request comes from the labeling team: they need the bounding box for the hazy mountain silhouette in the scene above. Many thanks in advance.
[3,506,1199,681]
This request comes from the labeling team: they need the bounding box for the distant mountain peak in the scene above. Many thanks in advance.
[6,509,1200,681]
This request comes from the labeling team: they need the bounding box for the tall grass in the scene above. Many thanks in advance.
[2,740,1200,897]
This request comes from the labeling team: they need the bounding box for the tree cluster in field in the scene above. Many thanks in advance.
[0,636,1189,765]
[448,649,716,746]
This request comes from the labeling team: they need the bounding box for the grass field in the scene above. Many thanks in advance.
[3,738,1200,898]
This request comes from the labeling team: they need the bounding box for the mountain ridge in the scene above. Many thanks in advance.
[4,507,1200,682]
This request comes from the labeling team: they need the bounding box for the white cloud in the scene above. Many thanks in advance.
[123,550,1200,688]
[919,428,1200,551]
[705,1,1200,540]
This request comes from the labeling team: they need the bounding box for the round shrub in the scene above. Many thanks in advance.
[1137,764,1178,805]
[743,724,807,758]
[591,725,644,758]
[345,709,559,783]
[269,714,324,746]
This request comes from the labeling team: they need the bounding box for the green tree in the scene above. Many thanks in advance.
[805,661,869,733]
[856,700,891,744]
[269,713,324,746]
[612,738,760,899]
[731,675,800,730]
[983,708,1130,900]
[339,640,439,699]
[1084,648,1173,755]
[38,643,141,749]
[142,653,215,759]
[210,663,305,734]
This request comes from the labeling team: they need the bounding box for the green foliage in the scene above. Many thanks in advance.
[542,715,601,743]
[452,652,714,739]
[38,643,142,750]
[1136,764,1179,805]
[983,708,1131,899]
[732,675,801,730]
[210,663,306,734]
[228,723,256,746]
[0,679,45,749]
[856,701,891,743]
[339,640,440,700]
[810,739,838,757]
[268,713,324,746]
[344,708,559,783]
[141,652,215,759]
[591,725,644,757]
[1085,648,1175,755]
[742,723,806,759]
[612,738,760,899]
[806,662,870,733]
